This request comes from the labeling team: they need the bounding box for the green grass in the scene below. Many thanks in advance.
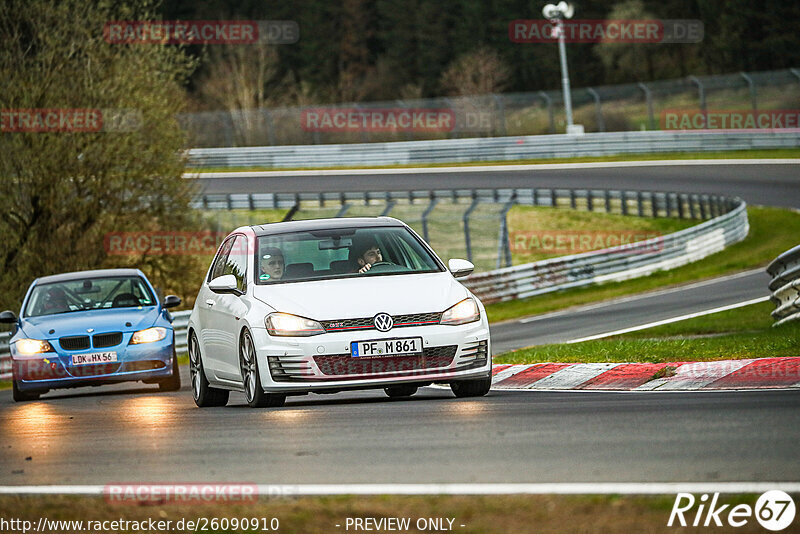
[487,206,800,323]
[495,300,800,364]
[507,205,693,264]
[187,148,800,173]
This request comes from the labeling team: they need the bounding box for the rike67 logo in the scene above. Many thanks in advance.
[668,491,796,531]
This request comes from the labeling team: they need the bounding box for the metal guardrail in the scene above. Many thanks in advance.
[462,197,748,304]
[767,244,800,327]
[0,191,748,377]
[186,130,800,169]
[0,333,9,381]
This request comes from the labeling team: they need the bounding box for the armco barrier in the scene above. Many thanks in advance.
[186,130,800,169]
[0,333,9,381]
[767,244,800,327]
[0,191,748,377]
[462,198,748,304]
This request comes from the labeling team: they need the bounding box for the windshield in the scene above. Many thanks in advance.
[255,226,443,284]
[24,276,156,317]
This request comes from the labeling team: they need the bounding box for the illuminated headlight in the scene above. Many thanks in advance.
[14,339,54,355]
[265,313,324,337]
[130,327,167,344]
[440,297,480,325]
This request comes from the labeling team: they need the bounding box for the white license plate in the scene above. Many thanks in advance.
[71,352,118,365]
[351,337,423,358]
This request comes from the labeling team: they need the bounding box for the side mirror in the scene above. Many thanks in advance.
[162,295,181,309]
[448,259,474,278]
[0,310,17,324]
[209,274,242,295]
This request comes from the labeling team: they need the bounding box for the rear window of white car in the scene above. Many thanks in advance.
[255,226,443,284]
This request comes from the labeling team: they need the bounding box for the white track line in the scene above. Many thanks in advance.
[565,296,770,344]
[3,483,800,495]
[518,269,766,324]
[185,159,800,178]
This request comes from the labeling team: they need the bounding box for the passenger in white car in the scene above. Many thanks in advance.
[259,248,285,281]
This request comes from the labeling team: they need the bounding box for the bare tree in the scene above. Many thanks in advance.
[0,0,198,311]
[439,47,511,96]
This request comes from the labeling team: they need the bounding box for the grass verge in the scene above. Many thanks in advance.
[486,206,800,323]
[495,300,800,364]
[0,494,771,534]
[188,148,800,173]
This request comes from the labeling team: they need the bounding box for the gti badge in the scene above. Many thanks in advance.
[374,313,393,332]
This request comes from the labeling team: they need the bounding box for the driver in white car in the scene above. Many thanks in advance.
[352,238,383,273]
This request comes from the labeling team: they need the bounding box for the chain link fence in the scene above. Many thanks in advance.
[181,68,800,148]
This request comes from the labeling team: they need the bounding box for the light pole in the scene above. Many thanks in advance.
[543,2,583,135]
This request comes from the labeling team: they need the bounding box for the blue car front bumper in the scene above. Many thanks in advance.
[11,332,175,391]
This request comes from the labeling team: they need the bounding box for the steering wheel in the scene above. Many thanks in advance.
[365,261,412,274]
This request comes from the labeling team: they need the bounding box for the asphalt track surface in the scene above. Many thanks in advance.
[1,161,798,487]
[1,369,799,484]
[193,161,800,208]
[490,269,771,353]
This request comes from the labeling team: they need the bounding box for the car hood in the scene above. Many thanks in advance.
[19,307,161,340]
[252,272,469,320]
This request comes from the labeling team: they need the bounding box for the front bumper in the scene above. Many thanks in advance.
[251,321,491,393]
[11,335,174,391]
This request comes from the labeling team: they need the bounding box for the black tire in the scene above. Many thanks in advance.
[450,375,492,398]
[189,333,229,407]
[12,379,41,402]
[240,330,285,408]
[384,384,418,398]
[158,348,182,392]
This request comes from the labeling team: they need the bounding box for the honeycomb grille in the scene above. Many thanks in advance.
[313,345,457,376]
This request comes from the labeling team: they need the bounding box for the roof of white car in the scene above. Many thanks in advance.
[251,216,405,236]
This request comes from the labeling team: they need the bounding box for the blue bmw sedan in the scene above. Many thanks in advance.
[0,269,182,401]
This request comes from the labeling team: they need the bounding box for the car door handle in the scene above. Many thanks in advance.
[205,299,215,307]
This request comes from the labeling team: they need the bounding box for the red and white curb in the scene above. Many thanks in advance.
[491,357,800,391]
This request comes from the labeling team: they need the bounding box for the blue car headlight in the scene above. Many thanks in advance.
[14,339,54,356]
[130,327,167,344]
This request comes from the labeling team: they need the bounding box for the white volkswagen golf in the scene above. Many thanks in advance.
[187,217,491,408]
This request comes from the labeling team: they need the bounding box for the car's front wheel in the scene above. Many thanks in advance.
[158,348,182,392]
[240,329,285,408]
[12,379,43,402]
[450,375,492,398]
[189,332,229,407]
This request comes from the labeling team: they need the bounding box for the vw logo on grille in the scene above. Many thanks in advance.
[374,313,394,332]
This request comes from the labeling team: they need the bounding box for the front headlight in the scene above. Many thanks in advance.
[265,313,324,337]
[440,297,480,325]
[130,327,167,344]
[14,339,54,355]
